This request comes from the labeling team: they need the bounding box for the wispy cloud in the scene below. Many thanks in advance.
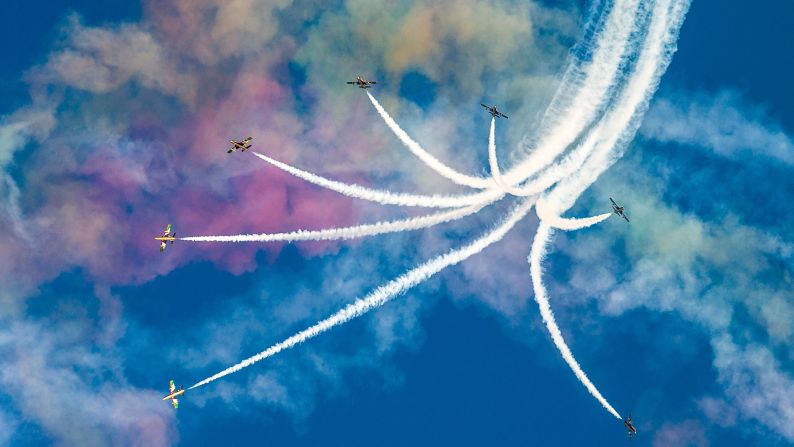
[641,90,794,165]
[554,132,794,439]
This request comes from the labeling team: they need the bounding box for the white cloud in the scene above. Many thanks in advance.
[641,90,794,165]
[31,16,197,103]
[712,335,794,441]
[0,316,177,446]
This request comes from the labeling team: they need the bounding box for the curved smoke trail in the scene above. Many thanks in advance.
[253,152,503,208]
[366,92,494,189]
[189,198,534,390]
[487,117,531,197]
[529,222,622,419]
[180,203,487,243]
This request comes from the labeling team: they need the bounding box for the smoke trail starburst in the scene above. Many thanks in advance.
[181,0,691,420]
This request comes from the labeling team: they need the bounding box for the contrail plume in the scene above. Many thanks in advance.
[529,222,622,419]
[366,92,494,189]
[253,152,503,208]
[502,0,645,186]
[188,198,534,390]
[543,0,690,215]
[180,203,486,243]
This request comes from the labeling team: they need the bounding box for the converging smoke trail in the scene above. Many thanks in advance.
[508,0,684,203]
[543,0,690,216]
[502,0,645,186]
[366,92,494,190]
[253,152,503,208]
[180,203,486,243]
[529,223,622,419]
[189,198,535,390]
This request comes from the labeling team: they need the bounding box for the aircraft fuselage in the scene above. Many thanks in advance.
[162,389,185,401]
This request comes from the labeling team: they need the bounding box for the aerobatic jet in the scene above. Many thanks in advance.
[155,224,176,252]
[346,76,377,89]
[162,380,185,409]
[481,103,508,119]
[610,197,630,222]
[624,414,638,439]
[227,137,253,154]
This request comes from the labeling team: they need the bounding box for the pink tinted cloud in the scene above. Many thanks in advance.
[2,22,366,290]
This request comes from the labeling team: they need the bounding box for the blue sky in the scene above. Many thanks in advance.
[1,0,792,446]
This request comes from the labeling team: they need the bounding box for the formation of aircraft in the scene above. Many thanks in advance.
[154,224,176,252]
[481,103,508,119]
[227,137,253,154]
[624,414,638,439]
[346,75,377,89]
[162,380,185,409]
[610,197,630,222]
[158,79,639,434]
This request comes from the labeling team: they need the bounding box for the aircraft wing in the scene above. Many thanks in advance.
[368,81,377,85]
[171,398,178,409]
[346,81,356,84]
[169,380,176,393]
[480,103,489,109]
[610,197,617,206]
[160,242,167,252]
[227,147,234,153]
[623,214,630,222]
[499,112,509,119]
[163,224,172,236]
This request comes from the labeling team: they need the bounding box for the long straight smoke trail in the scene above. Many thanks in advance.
[189,198,535,390]
[502,0,644,186]
[529,223,622,419]
[253,152,503,208]
[180,203,486,243]
[544,0,690,215]
[366,92,493,189]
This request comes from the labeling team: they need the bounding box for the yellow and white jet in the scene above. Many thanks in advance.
[162,380,185,409]
[227,137,253,154]
[155,224,176,253]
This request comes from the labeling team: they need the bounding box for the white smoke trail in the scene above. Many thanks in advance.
[529,222,622,419]
[486,117,532,198]
[366,92,494,189]
[253,152,503,208]
[487,117,505,186]
[189,198,535,390]
[543,0,690,215]
[180,203,486,243]
[538,210,613,230]
[535,197,612,230]
[502,0,645,186]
